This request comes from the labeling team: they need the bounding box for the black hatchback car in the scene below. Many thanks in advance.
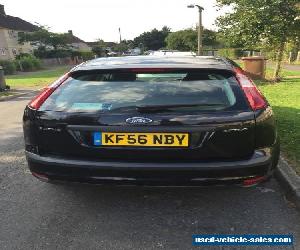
[23,56,280,186]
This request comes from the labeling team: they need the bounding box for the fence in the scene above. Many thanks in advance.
[41,57,84,67]
[212,49,300,63]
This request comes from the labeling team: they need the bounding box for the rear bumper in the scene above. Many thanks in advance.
[26,149,275,186]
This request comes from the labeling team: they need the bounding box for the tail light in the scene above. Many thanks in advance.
[234,68,267,111]
[28,73,69,110]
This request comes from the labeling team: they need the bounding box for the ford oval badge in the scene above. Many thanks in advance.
[126,117,153,124]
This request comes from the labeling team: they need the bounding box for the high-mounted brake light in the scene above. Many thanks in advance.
[234,68,267,111]
[129,68,168,73]
[28,73,70,110]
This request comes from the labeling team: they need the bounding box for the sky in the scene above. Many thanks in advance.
[0,0,229,42]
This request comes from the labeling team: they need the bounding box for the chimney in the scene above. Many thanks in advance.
[68,30,73,35]
[0,4,5,15]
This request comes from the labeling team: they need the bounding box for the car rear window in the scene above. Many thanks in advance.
[39,69,247,113]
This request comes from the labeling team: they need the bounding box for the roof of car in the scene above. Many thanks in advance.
[72,56,232,72]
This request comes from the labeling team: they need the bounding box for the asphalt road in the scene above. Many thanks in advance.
[0,93,300,250]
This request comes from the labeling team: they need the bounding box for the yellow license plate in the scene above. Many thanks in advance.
[94,132,189,147]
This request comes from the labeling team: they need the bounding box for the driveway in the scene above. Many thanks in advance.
[0,93,300,250]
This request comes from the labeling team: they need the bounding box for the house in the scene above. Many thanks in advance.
[0,4,91,60]
[0,4,37,60]
[67,30,91,52]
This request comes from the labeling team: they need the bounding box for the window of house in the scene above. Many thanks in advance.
[8,30,16,38]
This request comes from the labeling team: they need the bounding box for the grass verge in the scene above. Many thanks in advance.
[6,66,71,89]
[265,68,300,78]
[257,77,300,174]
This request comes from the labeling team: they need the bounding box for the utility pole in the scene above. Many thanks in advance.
[118,27,122,43]
[188,4,204,56]
[197,6,204,56]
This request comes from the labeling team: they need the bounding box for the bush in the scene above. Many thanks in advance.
[81,51,95,60]
[15,53,31,60]
[31,56,42,69]
[19,57,34,71]
[0,60,16,74]
[218,48,244,59]
[71,51,95,61]
[16,55,42,71]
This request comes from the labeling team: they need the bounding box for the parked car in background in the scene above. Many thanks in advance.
[23,56,280,186]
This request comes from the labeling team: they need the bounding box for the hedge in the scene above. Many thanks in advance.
[34,47,96,60]
[71,51,95,61]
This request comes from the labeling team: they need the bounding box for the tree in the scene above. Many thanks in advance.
[216,0,300,80]
[202,29,220,48]
[92,39,107,57]
[18,26,72,50]
[165,28,219,51]
[289,38,300,62]
[111,41,130,54]
[216,31,245,48]
[165,29,197,51]
[133,26,171,51]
